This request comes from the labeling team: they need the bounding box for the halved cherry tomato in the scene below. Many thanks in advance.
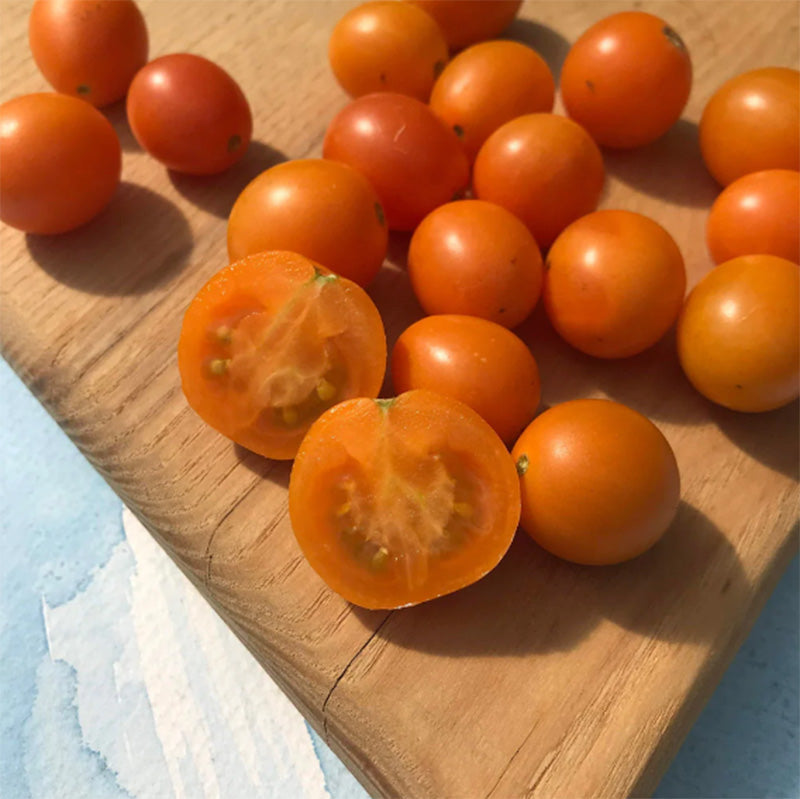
[512,399,680,565]
[178,251,387,460]
[408,199,543,328]
[677,254,799,412]
[0,93,121,234]
[430,40,555,162]
[391,315,541,444]
[323,92,469,231]
[407,0,522,50]
[329,1,448,101]
[29,0,148,108]
[127,53,252,175]
[706,169,800,265]
[227,159,388,286]
[700,67,800,186]
[473,113,604,249]
[288,389,521,609]
[543,210,686,358]
[560,11,692,149]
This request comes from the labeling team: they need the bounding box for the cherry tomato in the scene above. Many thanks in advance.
[29,0,148,108]
[391,315,541,444]
[0,93,121,234]
[407,0,522,50]
[289,389,520,609]
[323,92,469,231]
[127,53,252,175]
[707,169,800,265]
[473,113,604,249]
[430,40,555,162]
[677,255,799,412]
[512,399,680,565]
[700,67,800,186]
[329,1,448,102]
[178,251,387,460]
[560,11,692,149]
[544,210,686,358]
[408,199,543,328]
[227,159,388,286]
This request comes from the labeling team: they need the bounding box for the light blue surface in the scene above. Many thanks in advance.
[0,356,797,798]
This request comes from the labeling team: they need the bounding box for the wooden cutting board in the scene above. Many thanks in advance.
[1,1,798,796]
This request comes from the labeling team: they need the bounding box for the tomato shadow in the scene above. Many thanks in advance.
[233,442,292,489]
[26,181,193,296]
[504,18,571,82]
[103,99,140,152]
[603,119,720,209]
[168,140,288,219]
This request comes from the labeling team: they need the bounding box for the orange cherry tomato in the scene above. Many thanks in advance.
[707,169,800,265]
[0,93,121,234]
[329,1,448,102]
[700,67,800,186]
[560,11,692,149]
[543,210,686,358]
[227,159,388,286]
[178,251,387,460]
[512,399,680,565]
[28,0,148,108]
[289,389,521,609]
[677,255,799,412]
[127,53,252,175]
[323,92,469,231]
[473,113,604,249]
[407,0,522,50]
[391,315,541,444]
[407,199,543,328]
[430,40,555,162]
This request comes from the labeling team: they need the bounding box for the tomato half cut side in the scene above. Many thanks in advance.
[178,251,387,460]
[288,390,521,609]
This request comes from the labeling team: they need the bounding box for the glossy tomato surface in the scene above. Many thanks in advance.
[560,11,692,149]
[430,40,554,162]
[408,0,522,50]
[323,92,469,230]
[391,315,540,444]
[706,169,799,265]
[329,1,448,101]
[127,53,252,175]
[29,0,148,107]
[0,92,121,234]
[512,399,680,565]
[700,67,800,186]
[178,251,387,460]
[289,390,521,609]
[227,159,388,286]
[677,254,799,412]
[544,210,686,358]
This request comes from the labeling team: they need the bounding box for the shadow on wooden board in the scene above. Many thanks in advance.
[504,18,571,82]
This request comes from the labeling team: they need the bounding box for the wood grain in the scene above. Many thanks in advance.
[1,1,798,796]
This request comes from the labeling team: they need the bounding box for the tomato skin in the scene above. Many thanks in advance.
[391,315,540,444]
[329,1,448,101]
[323,92,469,231]
[430,40,555,162]
[127,54,252,175]
[289,389,521,609]
[473,113,604,249]
[177,251,387,460]
[512,399,680,566]
[29,0,148,108]
[408,199,543,328]
[227,159,388,286]
[543,210,686,358]
[407,0,522,50]
[706,170,800,265]
[677,255,799,412]
[0,93,121,234]
[700,67,800,186]
[560,11,691,149]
